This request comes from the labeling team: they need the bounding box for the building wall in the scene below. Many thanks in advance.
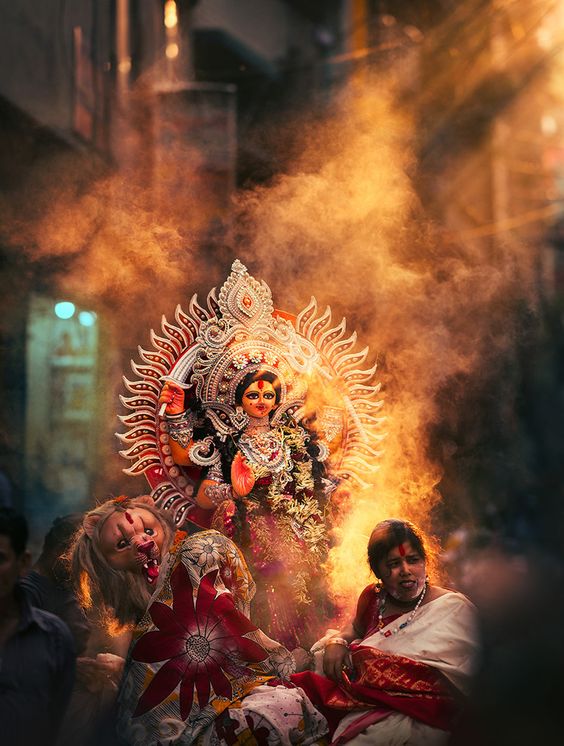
[192,0,291,64]
[0,0,113,144]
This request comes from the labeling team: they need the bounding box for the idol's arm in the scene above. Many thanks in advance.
[159,382,195,465]
[195,479,233,509]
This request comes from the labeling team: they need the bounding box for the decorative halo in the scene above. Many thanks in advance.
[117,260,385,522]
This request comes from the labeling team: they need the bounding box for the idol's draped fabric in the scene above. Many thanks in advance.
[117,530,327,745]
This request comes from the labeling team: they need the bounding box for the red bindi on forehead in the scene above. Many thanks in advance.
[257,379,265,390]
[125,511,134,525]
[398,543,406,557]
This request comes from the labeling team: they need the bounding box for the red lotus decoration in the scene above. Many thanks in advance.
[131,562,269,719]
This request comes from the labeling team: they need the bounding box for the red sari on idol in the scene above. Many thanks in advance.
[291,590,478,745]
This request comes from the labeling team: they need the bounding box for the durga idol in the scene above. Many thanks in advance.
[118,260,384,649]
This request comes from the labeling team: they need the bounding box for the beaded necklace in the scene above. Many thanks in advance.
[376,581,427,637]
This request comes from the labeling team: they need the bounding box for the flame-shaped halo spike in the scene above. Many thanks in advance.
[150,329,179,358]
[206,287,220,315]
[295,297,318,337]
[137,346,170,373]
[188,294,210,323]
[119,439,158,460]
[122,377,160,398]
[117,410,155,426]
[161,315,189,347]
[175,303,199,341]
[318,317,348,355]
[130,360,162,381]
[308,305,332,344]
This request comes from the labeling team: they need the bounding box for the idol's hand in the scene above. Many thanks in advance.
[231,451,255,497]
[323,640,351,683]
[159,381,186,415]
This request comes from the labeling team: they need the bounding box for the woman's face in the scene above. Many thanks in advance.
[377,540,426,602]
[241,380,277,418]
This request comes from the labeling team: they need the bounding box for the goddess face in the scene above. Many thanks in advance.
[377,541,426,603]
[98,507,165,584]
[241,380,277,418]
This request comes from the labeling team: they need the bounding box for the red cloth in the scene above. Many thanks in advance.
[353,584,403,638]
[353,584,379,637]
[291,645,461,741]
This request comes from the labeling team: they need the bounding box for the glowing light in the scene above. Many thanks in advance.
[78,311,97,327]
[536,27,552,50]
[166,43,179,60]
[54,301,75,319]
[118,58,132,74]
[541,115,557,136]
[164,0,178,29]
[79,571,93,608]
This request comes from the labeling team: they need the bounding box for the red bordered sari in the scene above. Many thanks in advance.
[292,592,477,745]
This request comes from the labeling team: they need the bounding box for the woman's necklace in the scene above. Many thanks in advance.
[376,582,427,637]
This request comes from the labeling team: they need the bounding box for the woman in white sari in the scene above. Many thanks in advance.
[291,519,479,745]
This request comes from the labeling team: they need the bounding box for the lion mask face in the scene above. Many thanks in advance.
[71,495,175,625]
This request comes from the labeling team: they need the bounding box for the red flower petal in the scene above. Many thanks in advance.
[170,560,197,631]
[196,664,211,708]
[207,592,259,637]
[209,664,233,699]
[149,600,186,635]
[179,666,195,720]
[195,569,219,627]
[133,657,185,717]
[212,635,268,664]
[132,630,187,663]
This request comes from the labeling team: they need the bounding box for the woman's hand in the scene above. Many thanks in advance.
[231,451,255,497]
[76,653,125,693]
[159,381,186,415]
[323,641,352,683]
[291,647,313,672]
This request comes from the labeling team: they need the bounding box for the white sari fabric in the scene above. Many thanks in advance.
[332,592,478,745]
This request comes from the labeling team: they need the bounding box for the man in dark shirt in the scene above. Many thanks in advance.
[20,513,90,654]
[0,508,76,746]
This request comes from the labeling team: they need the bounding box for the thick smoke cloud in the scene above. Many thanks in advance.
[1,0,560,608]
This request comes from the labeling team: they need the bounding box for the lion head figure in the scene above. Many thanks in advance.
[70,495,175,625]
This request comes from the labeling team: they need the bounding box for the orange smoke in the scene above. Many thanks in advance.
[2,0,561,615]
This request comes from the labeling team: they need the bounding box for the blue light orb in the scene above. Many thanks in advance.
[54,301,76,319]
[78,311,97,327]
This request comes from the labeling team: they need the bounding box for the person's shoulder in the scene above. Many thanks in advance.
[427,586,476,613]
[356,583,379,610]
[359,583,378,598]
[20,570,49,603]
[31,606,75,642]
